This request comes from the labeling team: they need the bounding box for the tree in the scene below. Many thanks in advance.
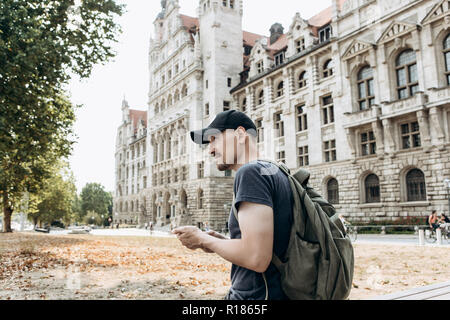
[27,161,77,227]
[80,183,111,219]
[0,0,124,232]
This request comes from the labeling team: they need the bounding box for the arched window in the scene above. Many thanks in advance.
[323,59,334,78]
[241,97,247,112]
[406,169,426,202]
[276,81,284,97]
[131,201,134,212]
[182,84,188,97]
[161,99,166,111]
[365,174,380,203]
[298,71,308,89]
[155,103,159,114]
[357,66,375,110]
[174,89,180,102]
[396,49,419,99]
[257,89,264,105]
[444,34,450,85]
[167,94,173,106]
[327,178,339,204]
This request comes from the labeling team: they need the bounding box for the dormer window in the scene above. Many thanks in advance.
[256,60,264,74]
[296,38,305,53]
[275,51,285,66]
[319,25,332,43]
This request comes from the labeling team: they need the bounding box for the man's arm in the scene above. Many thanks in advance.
[174,201,273,273]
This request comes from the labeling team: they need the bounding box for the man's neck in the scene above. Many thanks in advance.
[232,149,259,171]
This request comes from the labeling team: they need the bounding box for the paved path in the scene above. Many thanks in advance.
[44,228,450,247]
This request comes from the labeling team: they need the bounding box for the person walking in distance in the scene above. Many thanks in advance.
[173,110,293,300]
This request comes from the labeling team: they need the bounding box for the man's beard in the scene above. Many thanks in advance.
[217,163,233,171]
[215,153,235,171]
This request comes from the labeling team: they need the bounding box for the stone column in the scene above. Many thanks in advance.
[416,109,431,153]
[371,120,385,159]
[382,118,396,156]
[345,128,357,163]
[246,86,254,111]
[429,106,445,149]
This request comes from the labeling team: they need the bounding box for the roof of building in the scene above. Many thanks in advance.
[129,110,147,133]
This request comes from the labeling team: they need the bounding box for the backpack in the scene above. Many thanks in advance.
[232,159,354,300]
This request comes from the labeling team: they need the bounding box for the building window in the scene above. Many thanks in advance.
[274,112,284,137]
[152,173,157,186]
[361,131,376,156]
[276,151,286,164]
[174,169,178,183]
[241,98,247,112]
[401,121,421,149]
[275,52,285,66]
[205,103,209,116]
[160,171,164,185]
[182,166,188,181]
[225,170,232,177]
[319,25,332,43]
[257,60,264,74]
[406,169,426,202]
[297,146,309,167]
[296,104,307,132]
[357,66,375,110]
[205,79,208,89]
[444,34,450,85]
[229,0,234,8]
[327,178,339,204]
[276,81,284,97]
[323,59,334,78]
[256,119,264,143]
[298,71,308,89]
[321,95,334,125]
[222,0,227,7]
[396,49,419,99]
[365,174,380,203]
[182,84,188,97]
[223,101,230,111]
[296,38,305,53]
[324,139,336,162]
[198,162,204,179]
[227,77,232,87]
[257,90,264,105]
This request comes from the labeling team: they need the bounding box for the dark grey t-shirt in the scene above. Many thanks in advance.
[227,160,293,300]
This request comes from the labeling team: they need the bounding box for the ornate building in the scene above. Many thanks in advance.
[231,0,450,222]
[114,0,450,227]
[114,99,148,225]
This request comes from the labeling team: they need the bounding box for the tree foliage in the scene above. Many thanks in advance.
[80,183,112,219]
[0,0,124,232]
[27,161,77,227]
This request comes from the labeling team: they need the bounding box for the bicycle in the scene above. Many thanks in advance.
[425,226,449,243]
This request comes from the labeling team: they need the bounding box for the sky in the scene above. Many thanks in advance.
[68,0,333,193]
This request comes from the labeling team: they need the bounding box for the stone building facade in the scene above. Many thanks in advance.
[231,0,450,222]
[114,0,450,226]
[114,99,148,225]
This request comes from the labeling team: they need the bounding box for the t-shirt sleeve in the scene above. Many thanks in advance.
[234,163,274,211]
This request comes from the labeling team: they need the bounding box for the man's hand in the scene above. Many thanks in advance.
[172,226,208,251]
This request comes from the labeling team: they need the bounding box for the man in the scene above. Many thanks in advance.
[428,210,440,231]
[173,110,293,300]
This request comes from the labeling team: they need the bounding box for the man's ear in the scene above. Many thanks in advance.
[235,127,247,144]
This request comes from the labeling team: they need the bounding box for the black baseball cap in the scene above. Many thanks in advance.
[190,110,257,145]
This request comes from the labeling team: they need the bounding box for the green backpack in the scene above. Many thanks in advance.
[232,160,354,300]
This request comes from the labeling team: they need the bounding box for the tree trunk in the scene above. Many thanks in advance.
[2,193,13,233]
